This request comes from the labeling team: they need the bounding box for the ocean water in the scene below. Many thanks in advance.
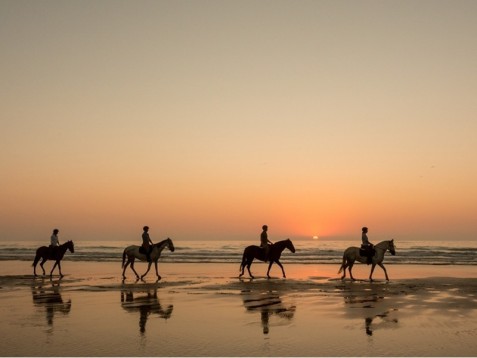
[0,239,476,265]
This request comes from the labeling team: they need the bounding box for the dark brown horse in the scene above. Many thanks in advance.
[239,239,296,279]
[32,240,75,277]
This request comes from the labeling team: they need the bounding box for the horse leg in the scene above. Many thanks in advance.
[348,263,356,281]
[266,261,274,279]
[54,260,63,278]
[340,262,348,280]
[378,262,389,281]
[154,261,161,281]
[239,262,245,278]
[122,260,131,279]
[239,255,247,278]
[40,258,47,276]
[50,261,58,277]
[130,259,140,279]
[33,255,40,276]
[246,259,254,279]
[369,263,377,281]
[57,261,63,278]
[276,260,286,278]
[141,262,152,280]
[33,257,38,277]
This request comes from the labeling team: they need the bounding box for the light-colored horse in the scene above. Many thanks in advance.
[338,239,396,281]
[122,238,175,280]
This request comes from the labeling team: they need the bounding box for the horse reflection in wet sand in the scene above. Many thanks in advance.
[121,289,173,334]
[32,240,75,277]
[31,278,71,327]
[239,239,296,279]
[338,239,396,281]
[242,289,296,335]
[122,238,175,281]
[339,281,399,336]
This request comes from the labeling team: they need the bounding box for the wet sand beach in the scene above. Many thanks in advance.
[0,261,476,356]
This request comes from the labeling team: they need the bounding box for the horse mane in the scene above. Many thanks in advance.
[375,239,395,249]
[153,238,170,247]
[273,238,291,245]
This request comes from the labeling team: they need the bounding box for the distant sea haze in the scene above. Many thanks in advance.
[1,240,476,265]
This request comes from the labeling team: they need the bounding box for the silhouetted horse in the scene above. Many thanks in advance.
[239,239,296,279]
[122,238,175,280]
[338,239,396,281]
[32,240,75,277]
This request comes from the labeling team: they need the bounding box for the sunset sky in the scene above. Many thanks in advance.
[2,1,477,243]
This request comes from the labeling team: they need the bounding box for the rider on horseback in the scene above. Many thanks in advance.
[260,225,273,262]
[361,227,375,264]
[142,226,153,263]
[49,228,60,259]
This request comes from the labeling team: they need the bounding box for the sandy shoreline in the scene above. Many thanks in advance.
[1,261,477,356]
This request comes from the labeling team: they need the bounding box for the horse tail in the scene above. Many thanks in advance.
[239,249,247,272]
[338,254,346,274]
[32,248,41,267]
[122,249,127,268]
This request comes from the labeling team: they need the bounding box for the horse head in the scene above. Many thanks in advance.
[286,238,296,253]
[67,240,75,253]
[388,239,396,256]
[166,238,175,252]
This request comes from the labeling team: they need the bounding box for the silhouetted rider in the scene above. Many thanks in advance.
[142,226,153,262]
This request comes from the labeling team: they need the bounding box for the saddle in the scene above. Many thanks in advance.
[359,244,375,258]
[49,245,59,259]
[260,245,271,261]
[139,246,152,255]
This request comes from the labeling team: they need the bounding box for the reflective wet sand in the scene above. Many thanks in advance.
[0,261,476,356]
